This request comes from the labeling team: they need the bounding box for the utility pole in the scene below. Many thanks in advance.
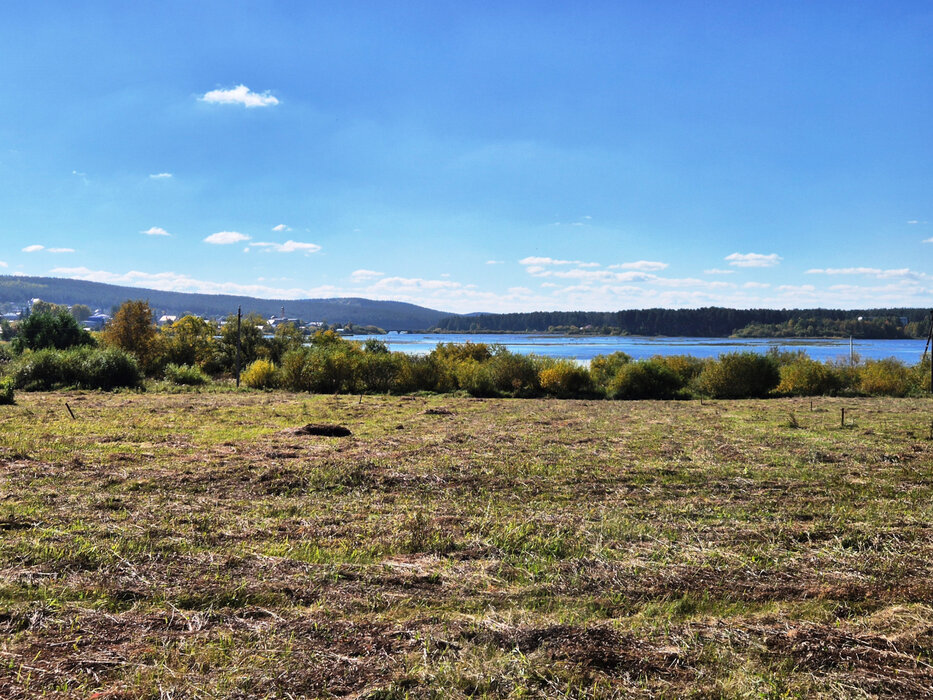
[924,309,933,394]
[235,306,242,388]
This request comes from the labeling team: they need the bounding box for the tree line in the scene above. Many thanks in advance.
[433,307,931,338]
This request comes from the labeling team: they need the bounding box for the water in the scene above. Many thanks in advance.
[376,332,928,364]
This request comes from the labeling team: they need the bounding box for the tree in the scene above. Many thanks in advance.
[216,312,267,374]
[69,304,92,322]
[12,309,93,353]
[30,299,66,316]
[102,300,160,374]
[161,315,216,368]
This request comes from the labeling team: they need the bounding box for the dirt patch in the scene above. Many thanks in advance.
[762,623,933,696]
[286,423,352,437]
[423,407,453,415]
[470,624,685,676]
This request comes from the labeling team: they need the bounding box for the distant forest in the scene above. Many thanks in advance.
[433,308,932,339]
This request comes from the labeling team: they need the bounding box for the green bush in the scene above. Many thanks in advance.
[777,358,842,396]
[12,347,141,391]
[858,358,910,397]
[280,346,362,394]
[164,363,210,386]
[538,360,591,398]
[0,376,14,405]
[589,351,632,391]
[242,359,279,389]
[696,352,780,399]
[359,351,400,393]
[454,358,497,397]
[486,350,542,397]
[80,347,144,390]
[651,354,707,387]
[607,360,682,400]
[393,355,438,394]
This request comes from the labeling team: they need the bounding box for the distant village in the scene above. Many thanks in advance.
[0,298,386,338]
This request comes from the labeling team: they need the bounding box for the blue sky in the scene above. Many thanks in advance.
[1,1,930,313]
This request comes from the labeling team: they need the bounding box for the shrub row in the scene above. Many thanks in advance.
[9,347,142,391]
[3,336,929,399]
[236,338,932,400]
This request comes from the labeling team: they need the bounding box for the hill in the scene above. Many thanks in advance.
[0,276,451,330]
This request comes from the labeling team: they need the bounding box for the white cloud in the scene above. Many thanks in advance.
[486,260,504,265]
[519,256,587,266]
[743,282,770,289]
[47,248,74,254]
[0,260,7,268]
[204,231,250,245]
[272,224,291,232]
[248,240,321,254]
[609,260,668,272]
[200,84,279,108]
[350,269,384,282]
[149,173,172,180]
[141,226,171,236]
[704,268,735,275]
[725,252,782,268]
[22,245,44,253]
[806,267,927,280]
[924,237,933,243]
[908,220,919,224]
[49,266,333,299]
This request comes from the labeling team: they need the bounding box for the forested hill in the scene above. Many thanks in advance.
[0,276,451,330]
[433,307,931,339]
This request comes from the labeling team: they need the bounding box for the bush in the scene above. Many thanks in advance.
[242,359,279,389]
[589,351,632,392]
[454,359,497,397]
[777,358,842,396]
[393,355,438,394]
[913,357,932,394]
[858,358,911,397]
[696,352,780,399]
[164,363,210,386]
[79,347,144,390]
[0,376,14,405]
[359,351,400,393]
[538,360,591,398]
[280,346,362,394]
[652,354,707,387]
[12,347,141,391]
[487,350,542,397]
[607,360,682,400]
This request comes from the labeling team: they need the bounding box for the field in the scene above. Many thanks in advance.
[1,391,932,698]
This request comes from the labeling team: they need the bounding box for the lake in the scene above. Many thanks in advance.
[377,333,928,364]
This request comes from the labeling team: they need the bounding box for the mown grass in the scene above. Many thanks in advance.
[1,391,932,698]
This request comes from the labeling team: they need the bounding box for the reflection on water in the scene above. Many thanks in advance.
[375,333,926,364]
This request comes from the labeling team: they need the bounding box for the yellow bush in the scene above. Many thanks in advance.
[538,361,590,398]
[858,359,910,396]
[242,359,279,389]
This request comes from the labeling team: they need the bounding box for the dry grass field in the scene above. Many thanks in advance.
[1,390,932,698]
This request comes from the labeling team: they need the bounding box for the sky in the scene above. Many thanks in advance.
[0,1,931,314]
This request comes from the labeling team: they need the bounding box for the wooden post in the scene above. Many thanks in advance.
[841,407,845,428]
[235,306,242,388]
